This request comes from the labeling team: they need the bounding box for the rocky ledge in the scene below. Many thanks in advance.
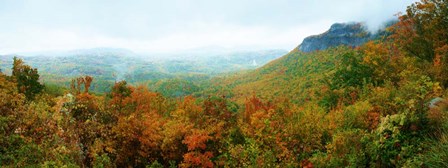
[298,22,373,52]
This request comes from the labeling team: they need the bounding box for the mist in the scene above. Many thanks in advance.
[0,0,418,54]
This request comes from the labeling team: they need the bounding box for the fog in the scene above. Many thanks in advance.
[0,0,418,55]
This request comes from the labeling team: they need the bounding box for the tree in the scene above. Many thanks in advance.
[391,0,448,87]
[70,76,94,95]
[108,80,133,112]
[12,57,44,100]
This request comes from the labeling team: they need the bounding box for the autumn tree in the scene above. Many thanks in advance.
[70,76,94,95]
[108,80,133,112]
[63,76,108,167]
[1,69,79,166]
[392,0,448,87]
[111,85,166,166]
[0,73,34,165]
[12,57,44,100]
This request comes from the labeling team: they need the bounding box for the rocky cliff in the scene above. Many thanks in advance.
[298,22,372,52]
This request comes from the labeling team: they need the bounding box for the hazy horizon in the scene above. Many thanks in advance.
[0,0,417,55]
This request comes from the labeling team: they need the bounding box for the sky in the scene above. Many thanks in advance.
[0,0,418,54]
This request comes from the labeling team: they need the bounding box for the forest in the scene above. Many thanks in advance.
[1,0,448,167]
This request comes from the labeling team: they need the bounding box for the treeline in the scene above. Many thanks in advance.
[1,0,448,167]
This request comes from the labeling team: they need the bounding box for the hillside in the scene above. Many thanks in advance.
[210,22,378,103]
[210,47,344,104]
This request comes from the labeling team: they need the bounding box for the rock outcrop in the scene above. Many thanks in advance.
[298,22,372,52]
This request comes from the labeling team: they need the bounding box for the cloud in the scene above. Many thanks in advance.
[0,0,419,54]
[0,20,333,54]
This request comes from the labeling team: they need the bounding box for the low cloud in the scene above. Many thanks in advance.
[0,0,418,54]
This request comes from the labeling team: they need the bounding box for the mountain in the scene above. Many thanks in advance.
[298,22,372,52]
[207,22,387,103]
[9,47,137,58]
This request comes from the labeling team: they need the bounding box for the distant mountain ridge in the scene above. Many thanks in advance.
[0,48,287,93]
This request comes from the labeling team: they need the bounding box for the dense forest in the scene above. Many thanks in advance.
[1,0,448,167]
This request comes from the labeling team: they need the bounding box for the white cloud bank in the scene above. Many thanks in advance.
[0,0,418,54]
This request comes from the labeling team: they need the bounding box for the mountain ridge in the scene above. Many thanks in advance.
[298,22,372,52]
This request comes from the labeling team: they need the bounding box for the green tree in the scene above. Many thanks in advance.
[12,57,44,100]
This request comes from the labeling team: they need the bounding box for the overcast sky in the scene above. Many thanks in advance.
[0,0,418,54]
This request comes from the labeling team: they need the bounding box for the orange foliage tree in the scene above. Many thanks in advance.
[391,0,448,86]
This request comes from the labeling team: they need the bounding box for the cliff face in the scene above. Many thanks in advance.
[298,23,372,52]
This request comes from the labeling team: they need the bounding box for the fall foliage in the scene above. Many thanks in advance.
[1,0,448,167]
